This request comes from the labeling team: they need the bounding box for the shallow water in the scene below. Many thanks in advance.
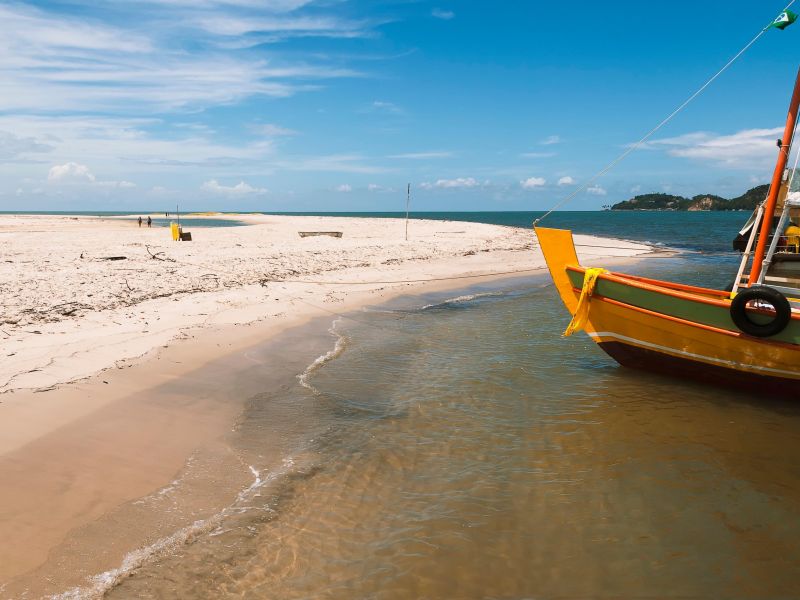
[95,252,800,599]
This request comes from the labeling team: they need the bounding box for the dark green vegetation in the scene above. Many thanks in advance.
[611,184,769,211]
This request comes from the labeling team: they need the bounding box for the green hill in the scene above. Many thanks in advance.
[611,185,769,211]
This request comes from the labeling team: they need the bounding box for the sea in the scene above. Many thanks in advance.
[32,212,800,597]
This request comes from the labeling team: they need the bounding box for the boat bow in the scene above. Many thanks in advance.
[534,226,800,392]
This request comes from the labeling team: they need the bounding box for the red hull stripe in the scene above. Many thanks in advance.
[598,341,797,394]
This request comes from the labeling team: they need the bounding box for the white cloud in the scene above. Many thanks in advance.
[432,8,455,20]
[335,184,352,192]
[48,162,96,182]
[48,147,372,179]
[420,177,480,189]
[520,177,546,189]
[46,161,139,189]
[202,179,267,194]
[0,3,366,115]
[1,4,151,54]
[587,185,607,196]
[630,185,642,193]
[557,176,575,186]
[0,115,279,179]
[136,1,316,10]
[643,127,783,168]
[540,135,561,146]
[0,2,396,201]
[190,14,368,38]
[0,131,53,161]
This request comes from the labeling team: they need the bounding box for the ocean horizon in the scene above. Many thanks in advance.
[0,209,750,252]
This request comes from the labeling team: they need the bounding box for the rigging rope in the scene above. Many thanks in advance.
[534,1,797,225]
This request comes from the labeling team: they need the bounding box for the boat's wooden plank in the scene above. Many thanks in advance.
[565,266,800,344]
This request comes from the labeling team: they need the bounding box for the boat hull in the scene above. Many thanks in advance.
[598,340,798,394]
[534,226,800,393]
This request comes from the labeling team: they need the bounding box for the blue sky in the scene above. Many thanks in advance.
[0,0,798,211]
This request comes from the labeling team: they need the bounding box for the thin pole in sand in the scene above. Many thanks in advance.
[176,203,180,228]
[405,183,410,241]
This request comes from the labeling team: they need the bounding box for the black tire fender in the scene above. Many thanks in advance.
[730,286,791,337]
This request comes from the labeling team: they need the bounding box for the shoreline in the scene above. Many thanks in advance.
[0,214,661,597]
[0,213,660,400]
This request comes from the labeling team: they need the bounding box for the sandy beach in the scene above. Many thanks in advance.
[0,214,656,597]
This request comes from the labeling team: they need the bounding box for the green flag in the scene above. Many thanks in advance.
[772,9,798,30]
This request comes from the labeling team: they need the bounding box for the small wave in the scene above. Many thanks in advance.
[49,457,297,600]
[297,319,348,393]
[235,464,265,504]
[420,290,509,310]
[131,455,198,506]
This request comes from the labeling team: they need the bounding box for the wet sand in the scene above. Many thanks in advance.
[1,315,338,597]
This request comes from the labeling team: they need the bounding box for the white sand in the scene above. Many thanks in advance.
[0,213,652,399]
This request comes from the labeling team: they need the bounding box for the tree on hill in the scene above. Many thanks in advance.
[611,193,688,211]
[611,184,769,211]
[726,184,770,210]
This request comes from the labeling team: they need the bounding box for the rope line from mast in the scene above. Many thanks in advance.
[534,1,797,225]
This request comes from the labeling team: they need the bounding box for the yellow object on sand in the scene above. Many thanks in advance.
[563,268,607,337]
[171,222,181,241]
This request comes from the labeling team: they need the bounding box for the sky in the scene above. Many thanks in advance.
[1,0,799,212]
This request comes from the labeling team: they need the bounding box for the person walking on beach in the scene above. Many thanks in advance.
[138,216,142,228]
[147,216,152,228]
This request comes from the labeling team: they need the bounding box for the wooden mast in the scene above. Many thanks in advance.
[749,66,800,285]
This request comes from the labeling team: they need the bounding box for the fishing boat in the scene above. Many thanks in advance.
[535,66,800,393]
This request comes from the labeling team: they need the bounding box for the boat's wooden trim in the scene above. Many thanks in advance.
[599,271,732,298]
[567,264,800,322]
[593,294,739,337]
[567,266,800,344]
[567,265,731,308]
[590,294,800,350]
[579,293,800,377]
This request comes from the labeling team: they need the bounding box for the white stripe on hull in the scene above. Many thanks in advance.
[587,331,800,379]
